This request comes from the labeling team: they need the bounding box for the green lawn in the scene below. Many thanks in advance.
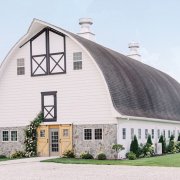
[0,158,10,162]
[42,153,180,167]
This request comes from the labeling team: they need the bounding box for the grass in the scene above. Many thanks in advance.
[42,153,180,167]
[0,158,10,162]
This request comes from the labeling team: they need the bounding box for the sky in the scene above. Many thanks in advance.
[0,0,180,82]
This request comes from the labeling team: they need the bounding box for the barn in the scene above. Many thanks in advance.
[0,18,180,159]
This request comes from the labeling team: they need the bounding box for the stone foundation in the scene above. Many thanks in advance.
[0,126,26,157]
[73,124,117,159]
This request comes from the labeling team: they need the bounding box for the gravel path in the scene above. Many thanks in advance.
[0,158,180,180]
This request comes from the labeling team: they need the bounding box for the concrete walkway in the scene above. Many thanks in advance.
[0,157,180,180]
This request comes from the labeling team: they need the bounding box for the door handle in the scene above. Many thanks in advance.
[59,139,61,143]
[47,139,49,143]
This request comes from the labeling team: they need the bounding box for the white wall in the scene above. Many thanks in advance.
[117,118,180,158]
[0,32,115,127]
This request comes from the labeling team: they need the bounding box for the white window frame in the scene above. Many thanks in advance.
[2,130,9,142]
[122,128,126,140]
[131,128,134,140]
[145,129,148,139]
[10,130,18,142]
[83,128,92,141]
[152,129,154,139]
[17,58,25,75]
[73,52,82,70]
[94,128,103,140]
[138,129,141,139]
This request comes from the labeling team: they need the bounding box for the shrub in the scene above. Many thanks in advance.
[142,143,154,157]
[127,151,136,160]
[97,153,106,160]
[170,135,175,141]
[175,142,180,152]
[146,135,153,145]
[62,150,75,158]
[80,152,94,159]
[11,151,26,159]
[178,134,180,141]
[159,135,166,154]
[167,140,176,154]
[0,155,6,158]
[130,135,139,157]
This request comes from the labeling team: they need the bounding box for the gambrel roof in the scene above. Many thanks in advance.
[1,19,180,121]
[67,33,180,121]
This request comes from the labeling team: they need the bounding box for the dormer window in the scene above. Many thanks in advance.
[17,58,25,75]
[30,28,66,76]
[73,52,82,70]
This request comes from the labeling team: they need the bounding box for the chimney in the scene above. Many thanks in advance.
[127,42,141,61]
[77,18,95,41]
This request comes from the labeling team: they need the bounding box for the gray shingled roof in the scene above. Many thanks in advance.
[69,33,180,121]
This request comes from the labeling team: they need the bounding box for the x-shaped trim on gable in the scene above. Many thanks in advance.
[50,54,64,73]
[32,56,46,75]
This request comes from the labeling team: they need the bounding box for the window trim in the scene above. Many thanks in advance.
[2,130,9,142]
[30,28,66,77]
[17,58,25,75]
[73,52,82,70]
[122,128,126,140]
[41,91,57,122]
[10,130,18,142]
[83,128,92,141]
[94,128,103,140]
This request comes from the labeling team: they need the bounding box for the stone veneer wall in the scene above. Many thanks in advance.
[73,124,117,159]
[0,126,26,156]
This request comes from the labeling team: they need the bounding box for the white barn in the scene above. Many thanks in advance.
[0,18,180,158]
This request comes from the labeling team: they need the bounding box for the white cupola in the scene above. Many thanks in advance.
[77,18,95,41]
[127,42,141,61]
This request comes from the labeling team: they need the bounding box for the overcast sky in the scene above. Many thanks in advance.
[0,0,180,82]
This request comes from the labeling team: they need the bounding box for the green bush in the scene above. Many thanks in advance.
[178,134,180,141]
[146,135,153,145]
[97,153,106,160]
[62,150,75,158]
[142,143,154,157]
[159,135,166,154]
[170,135,175,141]
[0,155,6,158]
[130,135,139,157]
[80,152,94,159]
[11,151,26,159]
[175,142,180,152]
[127,151,136,160]
[167,140,176,154]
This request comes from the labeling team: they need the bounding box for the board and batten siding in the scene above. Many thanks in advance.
[0,35,115,127]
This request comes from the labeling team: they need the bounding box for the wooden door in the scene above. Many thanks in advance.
[37,125,49,156]
[59,124,72,156]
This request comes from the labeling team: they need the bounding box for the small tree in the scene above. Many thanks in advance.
[167,139,176,153]
[146,134,153,145]
[170,135,174,141]
[159,135,166,154]
[177,134,180,141]
[112,144,124,159]
[130,135,139,157]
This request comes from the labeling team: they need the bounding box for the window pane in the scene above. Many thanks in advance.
[168,130,170,138]
[152,129,154,139]
[95,129,102,140]
[122,128,126,139]
[84,129,92,140]
[145,129,148,139]
[138,129,141,139]
[73,61,82,70]
[157,129,160,139]
[40,130,45,138]
[73,52,82,61]
[131,128,134,139]
[11,131,17,141]
[17,58,24,66]
[17,67,25,75]
[3,131,9,141]
[63,129,69,137]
